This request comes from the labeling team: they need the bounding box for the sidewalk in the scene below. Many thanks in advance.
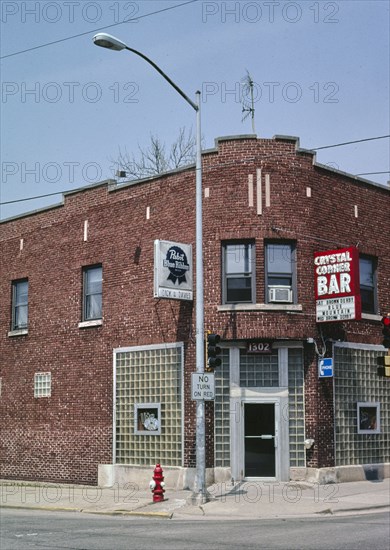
[1,478,389,520]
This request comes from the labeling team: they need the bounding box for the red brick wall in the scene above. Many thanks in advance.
[1,135,389,482]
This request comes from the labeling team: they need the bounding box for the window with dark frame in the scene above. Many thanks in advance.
[222,242,255,304]
[359,256,377,314]
[83,265,102,321]
[11,279,28,330]
[357,402,380,434]
[265,242,296,303]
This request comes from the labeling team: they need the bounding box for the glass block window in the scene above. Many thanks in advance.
[214,349,230,467]
[288,349,305,467]
[34,372,51,398]
[334,346,389,466]
[115,344,183,466]
[240,350,279,387]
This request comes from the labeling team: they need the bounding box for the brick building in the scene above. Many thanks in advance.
[1,135,389,487]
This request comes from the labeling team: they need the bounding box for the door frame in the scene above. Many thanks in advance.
[230,390,290,482]
[243,401,277,480]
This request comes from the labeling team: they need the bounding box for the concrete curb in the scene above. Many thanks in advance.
[86,510,173,519]
[2,502,389,520]
[1,505,82,513]
[0,504,173,519]
[315,504,390,515]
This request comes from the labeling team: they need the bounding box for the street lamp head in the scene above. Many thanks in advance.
[93,33,127,51]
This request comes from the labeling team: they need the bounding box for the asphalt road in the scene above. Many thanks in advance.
[1,509,389,550]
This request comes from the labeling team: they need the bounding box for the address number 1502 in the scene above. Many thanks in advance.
[247,342,273,354]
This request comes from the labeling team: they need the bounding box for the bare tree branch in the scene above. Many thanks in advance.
[110,127,197,180]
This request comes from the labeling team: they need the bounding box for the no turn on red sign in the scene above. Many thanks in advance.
[191,373,215,400]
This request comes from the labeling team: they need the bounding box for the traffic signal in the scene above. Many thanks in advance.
[206,332,221,372]
[381,315,390,348]
[377,354,390,377]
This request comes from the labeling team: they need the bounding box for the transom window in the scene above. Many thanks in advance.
[83,265,102,321]
[222,242,255,304]
[12,279,28,330]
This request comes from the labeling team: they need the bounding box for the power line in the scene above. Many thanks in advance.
[1,190,79,206]
[310,135,390,150]
[0,0,199,59]
[355,171,390,176]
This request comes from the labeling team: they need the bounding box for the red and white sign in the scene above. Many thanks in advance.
[314,247,361,323]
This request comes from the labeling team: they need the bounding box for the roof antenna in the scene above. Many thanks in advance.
[241,70,256,135]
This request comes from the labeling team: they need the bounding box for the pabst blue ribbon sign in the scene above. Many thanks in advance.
[314,246,361,323]
[154,240,193,301]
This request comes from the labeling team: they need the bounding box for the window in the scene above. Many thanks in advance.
[222,242,255,304]
[134,403,161,435]
[359,256,377,314]
[83,265,102,321]
[115,344,183,466]
[34,372,51,398]
[12,279,28,330]
[357,402,380,434]
[265,242,296,303]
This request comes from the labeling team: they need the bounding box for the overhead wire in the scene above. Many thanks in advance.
[355,171,390,176]
[310,135,389,150]
[0,0,200,59]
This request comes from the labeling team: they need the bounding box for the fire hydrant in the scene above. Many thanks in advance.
[149,463,165,502]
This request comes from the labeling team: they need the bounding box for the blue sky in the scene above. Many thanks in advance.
[1,0,389,219]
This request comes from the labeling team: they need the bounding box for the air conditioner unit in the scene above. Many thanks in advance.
[269,286,293,303]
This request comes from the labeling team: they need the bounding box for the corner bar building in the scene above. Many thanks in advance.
[1,135,389,487]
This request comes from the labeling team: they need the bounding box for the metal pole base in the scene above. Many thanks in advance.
[188,489,214,506]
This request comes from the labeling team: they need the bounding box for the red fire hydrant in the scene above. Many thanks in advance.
[150,463,165,502]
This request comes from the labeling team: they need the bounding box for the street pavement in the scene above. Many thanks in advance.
[1,478,389,520]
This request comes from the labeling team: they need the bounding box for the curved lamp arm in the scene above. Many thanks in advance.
[93,33,198,111]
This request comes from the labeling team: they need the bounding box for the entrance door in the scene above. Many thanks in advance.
[244,403,276,478]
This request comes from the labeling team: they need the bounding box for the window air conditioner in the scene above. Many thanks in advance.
[269,286,293,303]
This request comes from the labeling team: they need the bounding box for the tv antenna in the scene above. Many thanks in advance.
[241,70,256,134]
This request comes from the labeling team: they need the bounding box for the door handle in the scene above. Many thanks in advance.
[245,435,275,439]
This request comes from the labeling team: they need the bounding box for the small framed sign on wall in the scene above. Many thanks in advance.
[357,402,380,434]
[134,403,161,435]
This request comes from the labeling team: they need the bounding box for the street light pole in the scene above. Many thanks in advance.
[93,33,209,504]
[194,90,207,503]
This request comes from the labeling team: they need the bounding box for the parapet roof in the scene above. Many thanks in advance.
[1,134,388,224]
